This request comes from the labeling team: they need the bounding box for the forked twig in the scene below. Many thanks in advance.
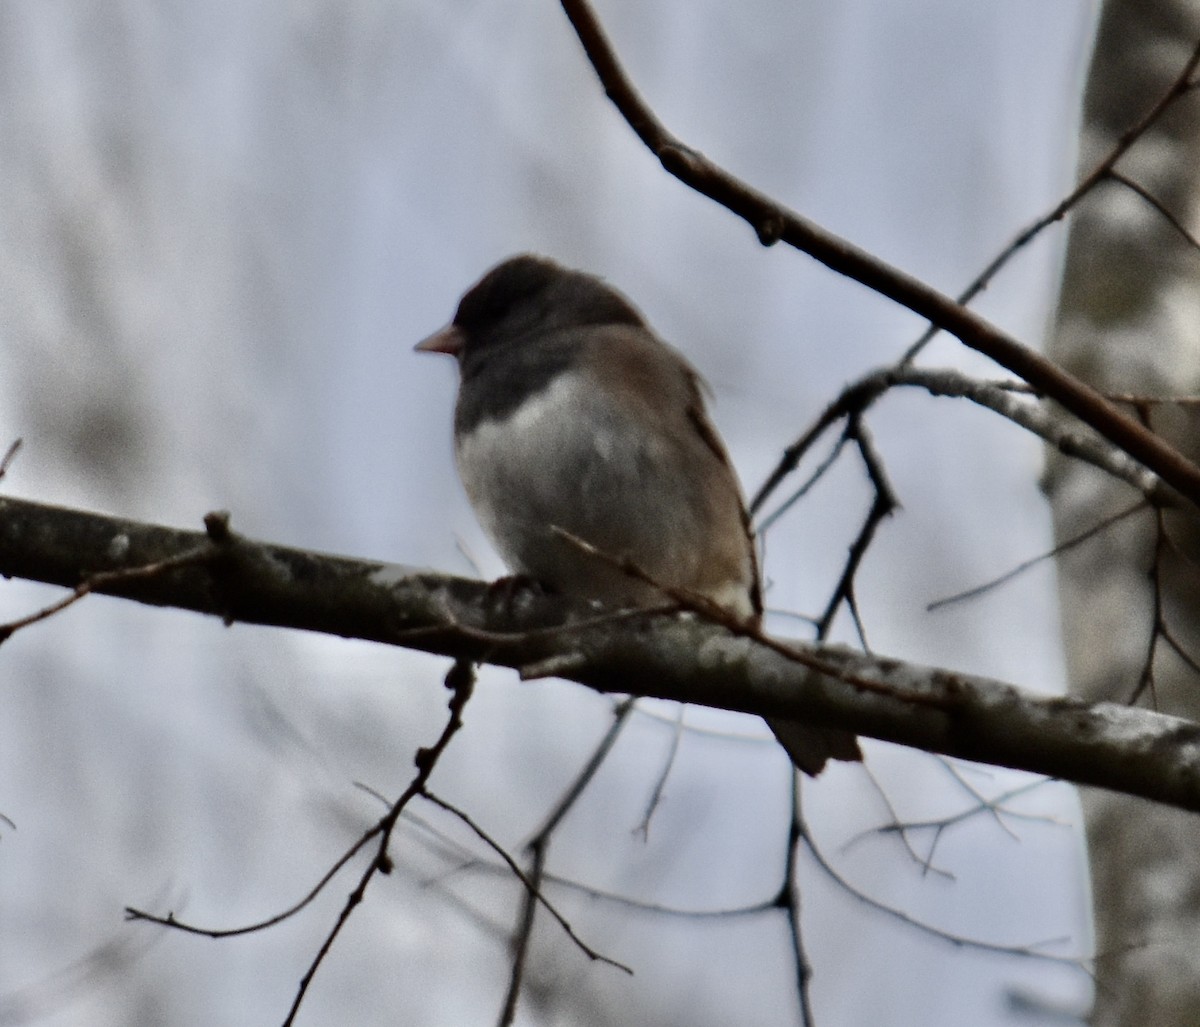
[421,791,633,974]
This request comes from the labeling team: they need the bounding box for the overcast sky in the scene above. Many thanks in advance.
[0,3,1098,1024]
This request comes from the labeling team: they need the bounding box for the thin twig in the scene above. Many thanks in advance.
[756,431,850,534]
[634,704,685,840]
[756,365,1173,528]
[900,38,1200,363]
[550,525,949,708]
[927,500,1149,612]
[783,780,816,1027]
[1162,624,1200,678]
[815,416,899,641]
[1107,170,1200,254]
[794,802,1089,969]
[401,807,780,919]
[855,762,956,880]
[0,437,21,481]
[751,371,894,516]
[2,544,217,644]
[281,660,475,1026]
[1129,503,1170,709]
[131,662,478,1025]
[421,791,632,974]
[847,777,1062,877]
[497,697,636,1026]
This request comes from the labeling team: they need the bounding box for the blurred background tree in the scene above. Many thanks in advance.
[1049,1,1200,1024]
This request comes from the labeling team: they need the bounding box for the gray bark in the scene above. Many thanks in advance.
[5,494,1200,809]
[1047,2,1200,1023]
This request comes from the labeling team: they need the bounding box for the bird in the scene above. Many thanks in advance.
[416,254,861,776]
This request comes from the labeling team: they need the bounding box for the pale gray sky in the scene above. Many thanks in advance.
[0,3,1096,1024]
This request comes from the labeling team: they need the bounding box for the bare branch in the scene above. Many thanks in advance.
[928,500,1148,612]
[130,655,477,1025]
[901,34,1200,362]
[752,365,1177,525]
[1108,170,1200,254]
[795,804,1088,969]
[4,496,1200,808]
[281,660,475,1025]
[815,415,899,642]
[633,703,685,840]
[556,0,1200,510]
[420,791,633,975]
[783,784,817,1027]
[0,439,21,481]
[497,697,636,1025]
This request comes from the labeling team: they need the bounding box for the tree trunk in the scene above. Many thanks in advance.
[1047,2,1200,1024]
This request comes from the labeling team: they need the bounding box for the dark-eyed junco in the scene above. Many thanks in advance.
[417,254,860,775]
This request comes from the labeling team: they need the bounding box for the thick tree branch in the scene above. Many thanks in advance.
[3,495,1200,810]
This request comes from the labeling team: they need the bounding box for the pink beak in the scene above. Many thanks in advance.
[414,324,465,357]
